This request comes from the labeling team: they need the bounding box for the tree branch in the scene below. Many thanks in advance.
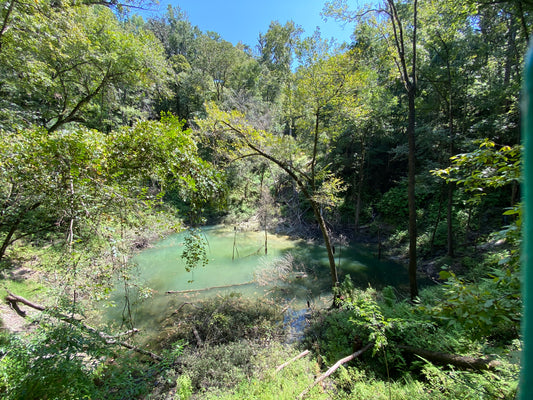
[0,0,16,53]
[298,342,372,399]
[229,152,262,163]
[275,349,310,373]
[4,291,162,361]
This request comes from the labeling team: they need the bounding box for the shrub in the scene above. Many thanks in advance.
[177,341,262,391]
[424,268,521,340]
[157,294,284,349]
[0,323,159,400]
[0,325,103,399]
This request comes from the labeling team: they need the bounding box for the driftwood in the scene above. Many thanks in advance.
[4,291,162,361]
[165,281,254,294]
[275,350,310,373]
[298,342,372,399]
[398,345,500,370]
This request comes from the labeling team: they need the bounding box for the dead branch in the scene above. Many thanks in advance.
[275,349,310,373]
[4,292,162,361]
[398,345,500,370]
[192,326,204,347]
[170,302,195,316]
[298,342,372,399]
[6,291,46,312]
[104,337,162,361]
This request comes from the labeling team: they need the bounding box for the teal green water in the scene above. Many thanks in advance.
[106,225,414,329]
[134,225,297,293]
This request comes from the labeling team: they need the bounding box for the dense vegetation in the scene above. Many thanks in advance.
[0,0,526,398]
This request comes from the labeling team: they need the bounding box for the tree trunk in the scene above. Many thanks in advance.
[166,280,254,294]
[386,0,418,300]
[0,220,20,261]
[264,224,268,255]
[354,140,366,233]
[430,191,444,254]
[0,0,15,53]
[354,189,361,233]
[310,201,338,287]
[0,202,42,261]
[398,344,500,371]
[446,55,455,257]
[407,87,418,299]
[517,0,530,45]
[447,182,455,257]
[275,350,310,373]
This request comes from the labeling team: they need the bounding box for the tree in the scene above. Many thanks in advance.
[193,33,247,102]
[431,140,522,337]
[146,5,201,59]
[0,115,221,301]
[416,0,476,256]
[0,3,170,132]
[145,6,206,120]
[325,0,420,299]
[257,21,302,103]
[199,95,348,288]
[384,0,419,299]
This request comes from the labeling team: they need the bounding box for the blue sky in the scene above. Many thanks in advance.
[138,0,363,48]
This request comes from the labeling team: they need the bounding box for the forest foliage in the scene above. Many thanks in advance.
[0,0,528,398]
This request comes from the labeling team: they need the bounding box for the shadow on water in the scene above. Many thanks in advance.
[104,225,429,331]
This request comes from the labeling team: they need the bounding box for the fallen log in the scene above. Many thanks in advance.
[166,281,255,294]
[4,292,162,361]
[298,342,372,399]
[398,344,500,370]
[275,349,310,373]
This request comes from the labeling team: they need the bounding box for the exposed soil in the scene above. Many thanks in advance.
[1,265,42,334]
[0,303,36,334]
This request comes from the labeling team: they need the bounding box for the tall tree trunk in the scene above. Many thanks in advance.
[354,186,362,232]
[447,182,455,257]
[354,138,366,233]
[386,0,418,300]
[447,63,455,257]
[517,0,530,45]
[407,87,418,299]
[430,191,444,254]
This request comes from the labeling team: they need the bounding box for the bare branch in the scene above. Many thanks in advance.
[275,349,310,373]
[4,291,162,361]
[298,343,372,399]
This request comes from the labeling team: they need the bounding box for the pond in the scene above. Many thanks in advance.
[105,225,415,331]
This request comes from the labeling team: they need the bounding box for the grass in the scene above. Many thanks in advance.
[201,343,329,400]
[0,275,46,301]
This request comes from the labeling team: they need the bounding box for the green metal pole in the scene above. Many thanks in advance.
[521,45,533,400]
